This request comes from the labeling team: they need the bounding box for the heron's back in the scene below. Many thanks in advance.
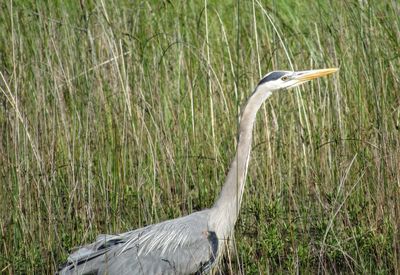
[59,210,219,275]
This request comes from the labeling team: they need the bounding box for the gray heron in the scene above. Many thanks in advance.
[59,68,338,274]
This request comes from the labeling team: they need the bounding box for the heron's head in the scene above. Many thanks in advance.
[256,68,338,92]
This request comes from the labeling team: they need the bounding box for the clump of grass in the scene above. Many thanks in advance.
[0,1,399,274]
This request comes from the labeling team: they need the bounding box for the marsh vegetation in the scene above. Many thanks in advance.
[0,1,399,273]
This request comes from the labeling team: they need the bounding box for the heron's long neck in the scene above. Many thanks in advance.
[210,89,272,237]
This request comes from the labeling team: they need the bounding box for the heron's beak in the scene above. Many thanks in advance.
[294,68,338,82]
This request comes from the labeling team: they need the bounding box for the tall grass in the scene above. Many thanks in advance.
[0,0,399,273]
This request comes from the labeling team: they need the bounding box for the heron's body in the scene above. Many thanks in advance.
[59,68,338,275]
[61,210,215,274]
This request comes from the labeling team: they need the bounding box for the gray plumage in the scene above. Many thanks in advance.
[59,68,338,275]
[61,211,215,274]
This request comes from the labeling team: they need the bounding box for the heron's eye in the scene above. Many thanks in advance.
[281,76,289,81]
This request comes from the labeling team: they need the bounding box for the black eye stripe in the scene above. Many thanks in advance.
[258,71,286,85]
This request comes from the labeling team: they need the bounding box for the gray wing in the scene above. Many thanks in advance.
[59,210,219,275]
